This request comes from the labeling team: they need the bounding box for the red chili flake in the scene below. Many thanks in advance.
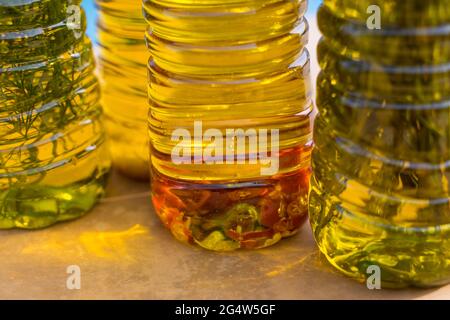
[279,173,301,194]
[226,229,275,242]
[170,217,192,243]
[272,218,291,233]
[203,192,232,213]
[152,179,186,210]
[290,213,308,230]
[260,198,281,227]
[228,188,268,201]
[240,239,259,249]
[278,147,301,170]
[184,190,211,211]
[158,207,182,228]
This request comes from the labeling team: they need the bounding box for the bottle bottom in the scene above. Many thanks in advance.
[0,170,110,229]
[0,136,111,230]
[309,175,450,288]
[151,168,310,251]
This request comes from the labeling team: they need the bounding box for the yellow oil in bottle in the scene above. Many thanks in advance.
[96,0,149,180]
[310,0,450,287]
[0,0,111,229]
[144,0,314,250]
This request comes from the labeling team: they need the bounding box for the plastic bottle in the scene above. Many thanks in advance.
[96,0,149,180]
[310,0,450,287]
[0,0,111,229]
[144,0,313,250]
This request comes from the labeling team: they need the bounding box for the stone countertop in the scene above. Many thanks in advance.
[0,171,448,300]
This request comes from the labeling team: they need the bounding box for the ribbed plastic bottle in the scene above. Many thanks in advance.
[96,0,149,180]
[310,0,450,287]
[144,0,313,250]
[0,0,111,229]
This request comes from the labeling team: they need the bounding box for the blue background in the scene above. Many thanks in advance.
[81,0,321,40]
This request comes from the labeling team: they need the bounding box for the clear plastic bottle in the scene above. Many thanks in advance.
[96,0,149,180]
[0,0,111,229]
[310,0,450,287]
[144,0,313,250]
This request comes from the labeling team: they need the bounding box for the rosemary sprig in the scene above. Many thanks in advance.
[0,1,89,190]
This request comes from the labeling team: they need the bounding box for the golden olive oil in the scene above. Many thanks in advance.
[144,0,313,250]
[310,0,450,287]
[0,0,110,229]
[96,0,149,180]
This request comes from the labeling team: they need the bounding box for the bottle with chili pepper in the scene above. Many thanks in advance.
[144,0,313,250]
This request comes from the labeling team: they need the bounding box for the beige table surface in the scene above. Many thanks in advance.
[0,170,449,300]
